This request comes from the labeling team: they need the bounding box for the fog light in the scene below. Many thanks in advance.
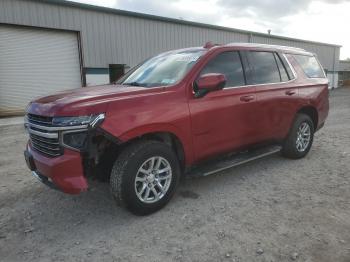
[63,131,88,150]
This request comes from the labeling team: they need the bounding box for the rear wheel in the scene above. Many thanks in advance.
[110,140,180,215]
[282,113,314,159]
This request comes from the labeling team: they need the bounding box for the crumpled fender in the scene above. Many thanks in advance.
[100,122,194,165]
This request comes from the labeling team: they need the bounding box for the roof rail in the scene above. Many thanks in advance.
[225,42,308,53]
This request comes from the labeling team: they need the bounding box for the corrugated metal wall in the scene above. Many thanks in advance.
[0,0,340,71]
[339,61,350,71]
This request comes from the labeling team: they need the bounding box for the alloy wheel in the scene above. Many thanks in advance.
[134,156,172,203]
[296,122,311,152]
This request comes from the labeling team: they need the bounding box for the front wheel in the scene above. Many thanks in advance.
[282,113,314,159]
[110,140,180,215]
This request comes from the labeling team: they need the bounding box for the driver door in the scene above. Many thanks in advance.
[188,50,258,162]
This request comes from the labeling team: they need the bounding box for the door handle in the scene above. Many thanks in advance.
[285,90,296,96]
[240,95,255,102]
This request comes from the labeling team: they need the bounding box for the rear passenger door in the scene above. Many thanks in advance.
[189,50,258,161]
[245,51,299,142]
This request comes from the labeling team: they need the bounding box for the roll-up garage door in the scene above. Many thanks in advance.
[0,25,82,116]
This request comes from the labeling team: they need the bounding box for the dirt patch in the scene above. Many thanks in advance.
[178,190,200,199]
[0,88,350,262]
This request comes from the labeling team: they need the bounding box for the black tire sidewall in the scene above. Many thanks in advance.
[121,142,180,215]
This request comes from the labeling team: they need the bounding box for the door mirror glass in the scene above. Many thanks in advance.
[195,73,226,98]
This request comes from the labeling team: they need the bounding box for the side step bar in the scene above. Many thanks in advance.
[187,145,282,177]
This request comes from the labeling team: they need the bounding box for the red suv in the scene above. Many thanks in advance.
[24,43,329,215]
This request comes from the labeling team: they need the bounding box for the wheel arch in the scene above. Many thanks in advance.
[118,126,190,172]
[297,106,318,129]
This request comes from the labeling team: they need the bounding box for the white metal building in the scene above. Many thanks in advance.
[339,60,350,85]
[0,0,342,116]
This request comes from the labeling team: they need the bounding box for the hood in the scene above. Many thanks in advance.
[27,84,162,116]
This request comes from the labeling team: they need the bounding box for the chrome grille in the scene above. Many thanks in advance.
[27,114,53,126]
[26,114,62,157]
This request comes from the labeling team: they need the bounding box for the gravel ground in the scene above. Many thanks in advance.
[0,88,349,262]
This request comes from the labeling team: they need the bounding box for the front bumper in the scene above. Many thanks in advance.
[31,171,60,191]
[24,142,88,194]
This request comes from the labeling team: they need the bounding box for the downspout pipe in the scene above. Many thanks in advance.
[332,46,336,89]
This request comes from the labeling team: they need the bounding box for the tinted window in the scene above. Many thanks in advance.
[248,51,281,84]
[274,53,289,82]
[293,54,325,78]
[200,51,245,88]
[279,54,295,79]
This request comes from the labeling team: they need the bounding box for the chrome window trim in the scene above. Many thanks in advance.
[222,77,297,90]
[192,50,298,94]
[219,53,297,91]
[283,53,297,80]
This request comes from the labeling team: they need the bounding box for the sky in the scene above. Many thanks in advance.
[71,0,350,59]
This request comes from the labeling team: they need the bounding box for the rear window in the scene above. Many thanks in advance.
[248,51,281,84]
[293,54,325,78]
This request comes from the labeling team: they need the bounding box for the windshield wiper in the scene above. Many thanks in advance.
[122,82,144,87]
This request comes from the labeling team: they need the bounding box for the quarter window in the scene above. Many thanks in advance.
[200,51,245,88]
[279,54,295,80]
[248,51,281,84]
[293,54,325,78]
[274,53,290,82]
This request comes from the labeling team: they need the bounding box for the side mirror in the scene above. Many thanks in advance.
[194,73,226,98]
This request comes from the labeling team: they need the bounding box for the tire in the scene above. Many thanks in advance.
[282,113,314,159]
[110,140,180,215]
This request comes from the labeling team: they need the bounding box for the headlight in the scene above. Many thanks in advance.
[62,131,88,150]
[52,113,105,127]
[53,113,105,151]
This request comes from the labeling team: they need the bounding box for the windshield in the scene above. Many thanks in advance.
[119,49,205,87]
